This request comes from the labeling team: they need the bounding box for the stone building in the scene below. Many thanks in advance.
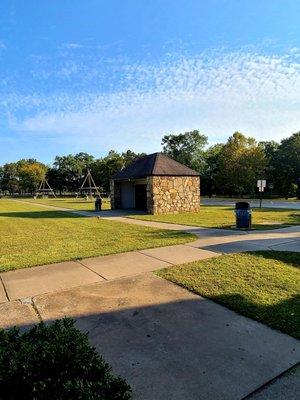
[110,152,200,214]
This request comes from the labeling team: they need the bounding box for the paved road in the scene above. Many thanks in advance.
[201,198,300,209]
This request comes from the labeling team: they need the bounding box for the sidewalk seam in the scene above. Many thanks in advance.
[76,260,108,281]
[0,274,9,301]
[30,297,43,322]
[136,250,175,266]
[241,362,299,399]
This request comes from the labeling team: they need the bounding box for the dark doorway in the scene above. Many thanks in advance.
[135,184,147,211]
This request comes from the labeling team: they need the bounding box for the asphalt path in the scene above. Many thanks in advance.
[201,198,300,209]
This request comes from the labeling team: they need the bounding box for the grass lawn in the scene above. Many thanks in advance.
[0,199,195,272]
[157,251,300,338]
[23,197,111,211]
[130,205,300,230]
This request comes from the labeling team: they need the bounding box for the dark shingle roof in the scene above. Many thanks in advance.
[112,153,199,180]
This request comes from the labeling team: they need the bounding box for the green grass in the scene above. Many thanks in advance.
[0,199,195,272]
[23,197,111,211]
[157,251,300,338]
[130,205,300,230]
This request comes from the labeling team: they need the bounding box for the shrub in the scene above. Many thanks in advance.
[0,318,131,400]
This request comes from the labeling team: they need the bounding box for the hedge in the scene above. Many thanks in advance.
[0,318,131,399]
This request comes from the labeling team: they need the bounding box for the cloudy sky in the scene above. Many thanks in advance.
[0,0,299,163]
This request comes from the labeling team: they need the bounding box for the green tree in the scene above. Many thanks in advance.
[215,132,267,196]
[91,150,145,193]
[52,153,94,193]
[259,140,279,184]
[0,163,19,194]
[201,143,224,196]
[162,130,208,171]
[272,132,300,198]
[17,159,48,193]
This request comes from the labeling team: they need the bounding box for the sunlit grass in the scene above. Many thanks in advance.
[157,251,300,338]
[23,197,111,211]
[130,205,300,230]
[0,199,195,272]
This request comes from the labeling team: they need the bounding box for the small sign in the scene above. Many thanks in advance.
[268,183,274,190]
[257,180,266,188]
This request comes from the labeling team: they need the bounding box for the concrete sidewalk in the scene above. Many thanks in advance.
[0,245,221,302]
[0,208,299,302]
[0,274,299,400]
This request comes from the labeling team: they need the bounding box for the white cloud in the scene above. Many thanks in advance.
[62,43,84,49]
[5,50,300,151]
[0,41,6,50]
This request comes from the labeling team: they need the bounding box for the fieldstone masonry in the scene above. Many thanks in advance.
[110,180,121,210]
[111,152,201,215]
[147,176,200,214]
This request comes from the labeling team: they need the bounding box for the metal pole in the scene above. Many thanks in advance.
[260,190,262,208]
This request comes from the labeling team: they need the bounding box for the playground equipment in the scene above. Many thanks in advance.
[77,169,101,199]
[35,178,56,198]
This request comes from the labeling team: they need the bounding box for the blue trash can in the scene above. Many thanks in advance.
[235,202,252,229]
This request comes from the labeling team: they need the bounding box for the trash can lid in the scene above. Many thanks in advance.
[235,201,250,210]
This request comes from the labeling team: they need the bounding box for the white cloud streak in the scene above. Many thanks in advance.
[4,49,300,152]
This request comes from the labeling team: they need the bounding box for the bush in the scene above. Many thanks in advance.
[0,318,131,400]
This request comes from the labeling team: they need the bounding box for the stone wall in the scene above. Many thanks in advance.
[110,180,121,209]
[149,176,200,214]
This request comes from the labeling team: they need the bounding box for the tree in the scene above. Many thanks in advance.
[271,132,300,198]
[17,160,47,193]
[215,132,267,196]
[259,140,279,184]
[201,143,224,196]
[52,153,94,193]
[91,150,145,193]
[162,130,208,171]
[0,163,19,194]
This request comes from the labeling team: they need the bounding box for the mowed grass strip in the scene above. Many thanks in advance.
[157,251,300,338]
[131,205,300,230]
[22,197,111,211]
[0,200,195,272]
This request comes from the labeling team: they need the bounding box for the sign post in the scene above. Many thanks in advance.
[257,180,266,208]
[268,182,274,197]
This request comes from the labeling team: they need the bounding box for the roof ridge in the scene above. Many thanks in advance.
[112,151,199,180]
[152,152,161,174]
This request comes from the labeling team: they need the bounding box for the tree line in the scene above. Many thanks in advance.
[0,131,299,198]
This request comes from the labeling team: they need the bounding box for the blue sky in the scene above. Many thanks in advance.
[0,0,299,164]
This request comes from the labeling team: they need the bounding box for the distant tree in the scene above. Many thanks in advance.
[91,150,145,193]
[201,143,224,196]
[258,140,279,184]
[0,166,4,193]
[259,140,279,160]
[52,153,94,193]
[17,160,47,193]
[162,130,208,172]
[1,163,19,194]
[215,132,267,196]
[271,132,300,198]
[121,149,145,167]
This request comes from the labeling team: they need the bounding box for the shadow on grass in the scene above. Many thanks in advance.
[159,251,300,338]
[249,250,300,268]
[0,211,82,219]
[209,293,300,340]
